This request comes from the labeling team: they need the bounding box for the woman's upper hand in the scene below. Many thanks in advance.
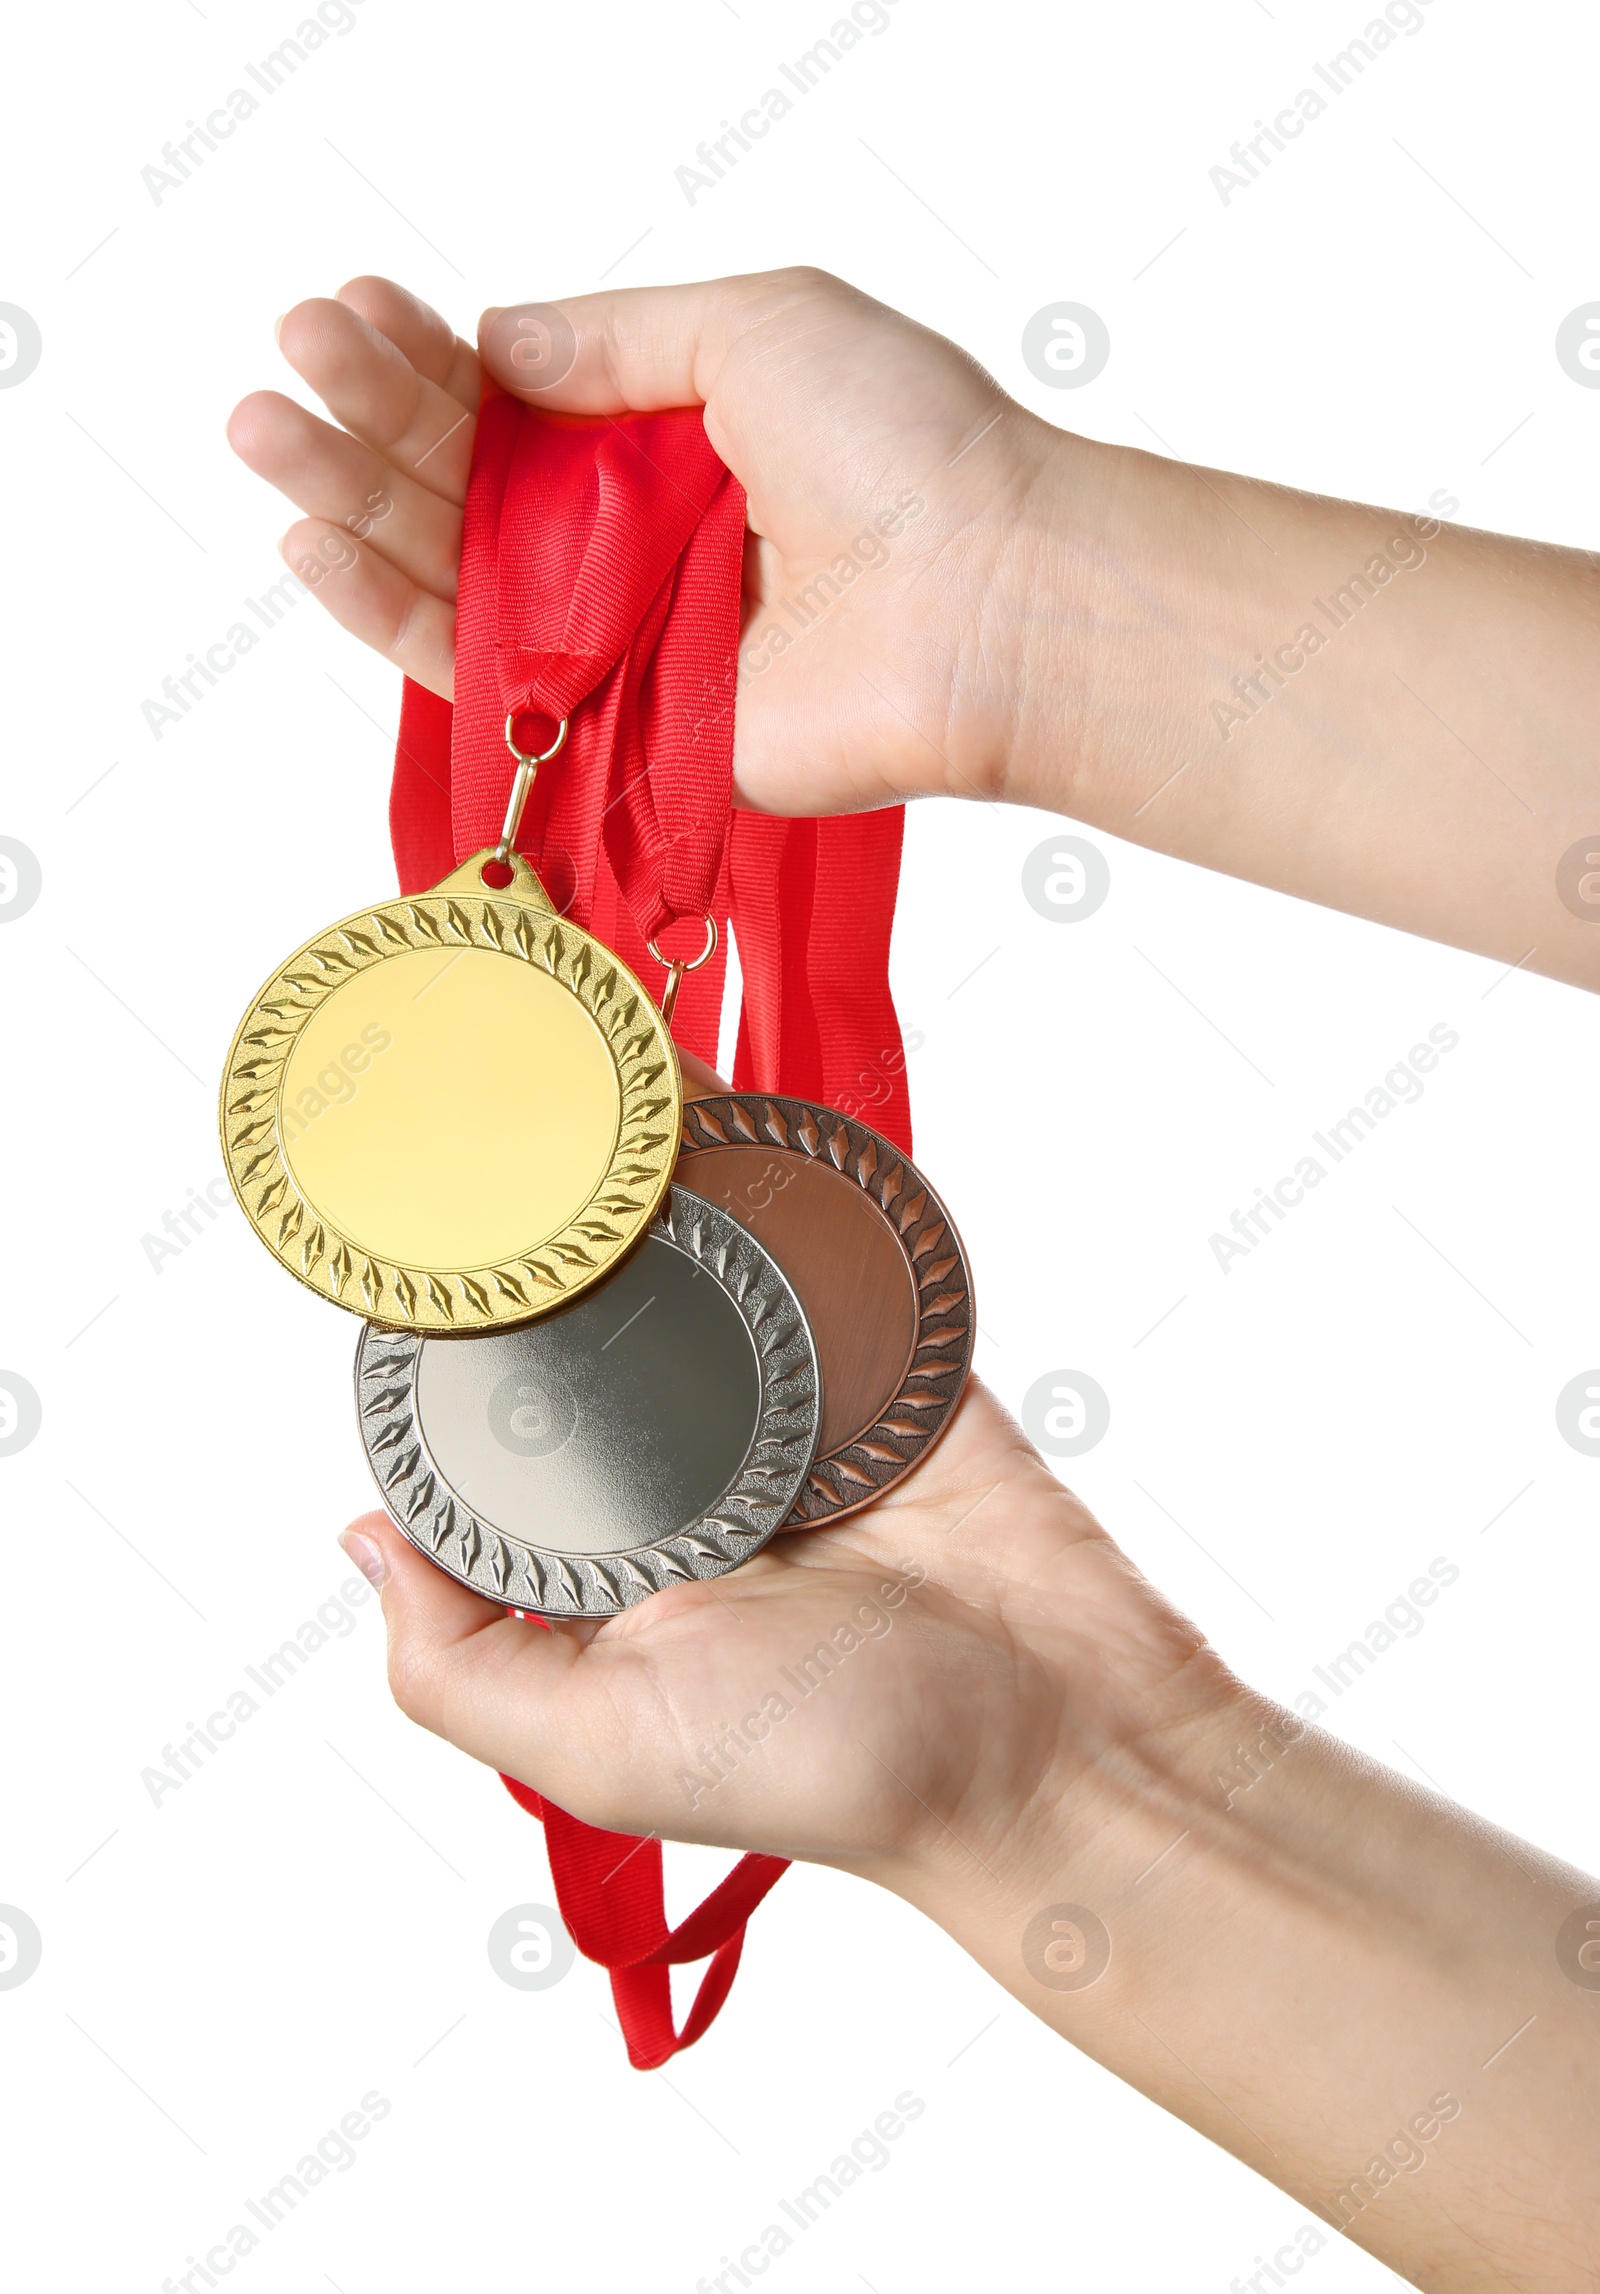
[227,268,1061,821]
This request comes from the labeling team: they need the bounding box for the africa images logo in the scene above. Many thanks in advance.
[1208,1024,1459,1272]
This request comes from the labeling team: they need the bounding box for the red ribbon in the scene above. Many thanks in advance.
[728,809,912,1148]
[388,388,911,2064]
[501,1777,789,2067]
[394,391,741,1063]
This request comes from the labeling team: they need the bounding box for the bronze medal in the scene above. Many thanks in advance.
[677,1093,973,1524]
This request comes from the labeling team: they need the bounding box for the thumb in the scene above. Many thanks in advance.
[478,282,727,415]
[337,1510,586,1786]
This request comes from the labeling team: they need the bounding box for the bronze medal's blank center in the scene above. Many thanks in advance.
[681,1147,917,1453]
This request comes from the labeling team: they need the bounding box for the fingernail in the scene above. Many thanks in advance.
[273,312,288,345]
[339,1527,388,1589]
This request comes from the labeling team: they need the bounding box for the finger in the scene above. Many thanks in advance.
[336,275,481,412]
[679,1046,728,1099]
[229,390,461,602]
[340,1511,570,1749]
[478,265,862,418]
[280,517,456,700]
[276,297,476,506]
[339,1512,639,1810]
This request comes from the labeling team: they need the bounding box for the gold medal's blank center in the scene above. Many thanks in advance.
[278,947,622,1270]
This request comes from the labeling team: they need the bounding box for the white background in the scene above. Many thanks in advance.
[2,0,1598,2287]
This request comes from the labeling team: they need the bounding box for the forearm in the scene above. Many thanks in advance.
[987,429,1600,992]
[882,1679,1600,2289]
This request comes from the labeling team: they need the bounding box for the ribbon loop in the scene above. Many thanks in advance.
[500,1776,788,2070]
[451,393,743,950]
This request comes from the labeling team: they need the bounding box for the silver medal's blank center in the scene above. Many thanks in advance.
[412,1235,762,1555]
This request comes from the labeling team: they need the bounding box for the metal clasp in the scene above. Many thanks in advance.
[495,711,570,865]
[648,914,719,1027]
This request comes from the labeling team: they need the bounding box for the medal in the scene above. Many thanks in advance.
[677,1093,973,1523]
[220,717,681,1333]
[353,1184,820,1617]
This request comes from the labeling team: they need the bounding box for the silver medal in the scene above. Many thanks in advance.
[354,1185,821,1618]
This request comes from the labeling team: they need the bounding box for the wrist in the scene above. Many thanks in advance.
[937,412,1090,813]
[874,1658,1594,2268]
[947,421,1131,819]
[966,424,1277,826]
[875,1637,1258,1939]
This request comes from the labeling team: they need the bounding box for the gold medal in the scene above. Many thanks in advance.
[218,719,682,1333]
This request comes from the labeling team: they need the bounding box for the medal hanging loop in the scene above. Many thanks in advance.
[440,397,746,1070]
[494,711,569,866]
[649,912,718,1027]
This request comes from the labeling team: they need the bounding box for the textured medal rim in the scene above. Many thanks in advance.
[353,1183,821,1618]
[677,1093,974,1525]
[218,883,680,1332]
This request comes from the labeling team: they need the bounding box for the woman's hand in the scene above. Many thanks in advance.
[230,268,1600,988]
[344,1374,1600,2294]
[341,1375,1227,1886]
[227,268,1060,820]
